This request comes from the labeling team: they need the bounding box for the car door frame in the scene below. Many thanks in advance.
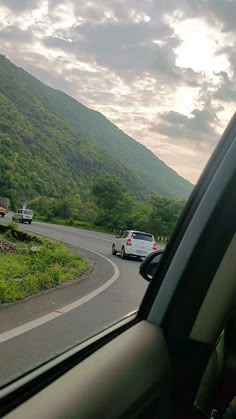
[121,231,129,252]
[115,231,124,252]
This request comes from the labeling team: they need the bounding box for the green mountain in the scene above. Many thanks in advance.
[0,54,193,206]
[45,94,193,198]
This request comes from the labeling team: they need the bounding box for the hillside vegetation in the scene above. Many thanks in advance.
[0,54,193,206]
[0,57,149,207]
[29,174,187,238]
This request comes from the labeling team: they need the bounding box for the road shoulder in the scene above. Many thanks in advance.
[0,245,114,334]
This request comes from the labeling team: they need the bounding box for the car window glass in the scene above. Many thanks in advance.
[117,232,124,238]
[23,210,33,215]
[132,232,153,242]
[0,1,229,390]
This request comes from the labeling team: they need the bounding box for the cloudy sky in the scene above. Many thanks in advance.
[0,0,235,183]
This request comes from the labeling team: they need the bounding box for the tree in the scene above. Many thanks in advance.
[130,196,186,237]
[92,174,125,210]
[146,196,186,237]
[92,174,134,228]
[29,196,56,220]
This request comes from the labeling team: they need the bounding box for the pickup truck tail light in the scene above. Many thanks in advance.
[126,238,132,246]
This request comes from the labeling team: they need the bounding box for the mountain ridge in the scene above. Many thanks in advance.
[0,54,193,203]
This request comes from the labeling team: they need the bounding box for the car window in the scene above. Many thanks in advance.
[132,232,153,241]
[0,0,231,390]
[117,231,125,238]
[23,210,33,215]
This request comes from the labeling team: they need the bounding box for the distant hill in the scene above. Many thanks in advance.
[0,55,193,206]
[45,93,193,198]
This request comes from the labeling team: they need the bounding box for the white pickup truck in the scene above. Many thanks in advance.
[12,209,33,224]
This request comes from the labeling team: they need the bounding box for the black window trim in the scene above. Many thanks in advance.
[140,113,236,327]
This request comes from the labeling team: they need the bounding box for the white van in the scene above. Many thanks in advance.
[12,209,33,224]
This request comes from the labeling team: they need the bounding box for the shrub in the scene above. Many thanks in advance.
[0,231,88,303]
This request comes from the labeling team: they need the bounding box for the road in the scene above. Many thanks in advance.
[0,217,165,386]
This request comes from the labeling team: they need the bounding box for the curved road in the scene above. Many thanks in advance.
[0,219,163,386]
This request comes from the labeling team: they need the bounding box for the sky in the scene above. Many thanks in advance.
[0,0,235,183]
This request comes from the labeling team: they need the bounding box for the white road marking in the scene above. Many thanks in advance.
[0,233,120,344]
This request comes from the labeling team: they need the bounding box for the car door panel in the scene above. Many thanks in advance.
[116,237,121,252]
[115,236,120,252]
[210,302,236,416]
[121,232,128,252]
[195,332,225,414]
[5,322,172,419]
[116,232,125,252]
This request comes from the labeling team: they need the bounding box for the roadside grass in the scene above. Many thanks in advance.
[0,230,88,304]
[34,216,117,235]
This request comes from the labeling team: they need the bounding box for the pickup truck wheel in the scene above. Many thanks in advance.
[1,214,4,217]
[29,221,32,224]
[112,244,117,255]
[121,247,127,260]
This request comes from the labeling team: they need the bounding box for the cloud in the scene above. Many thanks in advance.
[0,25,34,43]
[219,44,236,75]
[43,18,206,91]
[0,0,235,183]
[43,19,174,77]
[185,0,236,33]
[151,107,219,144]
[214,71,236,103]
[0,0,40,11]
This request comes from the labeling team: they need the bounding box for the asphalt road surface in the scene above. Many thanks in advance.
[0,216,165,386]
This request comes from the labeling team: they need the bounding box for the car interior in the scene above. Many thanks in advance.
[1,115,236,418]
[195,302,236,418]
